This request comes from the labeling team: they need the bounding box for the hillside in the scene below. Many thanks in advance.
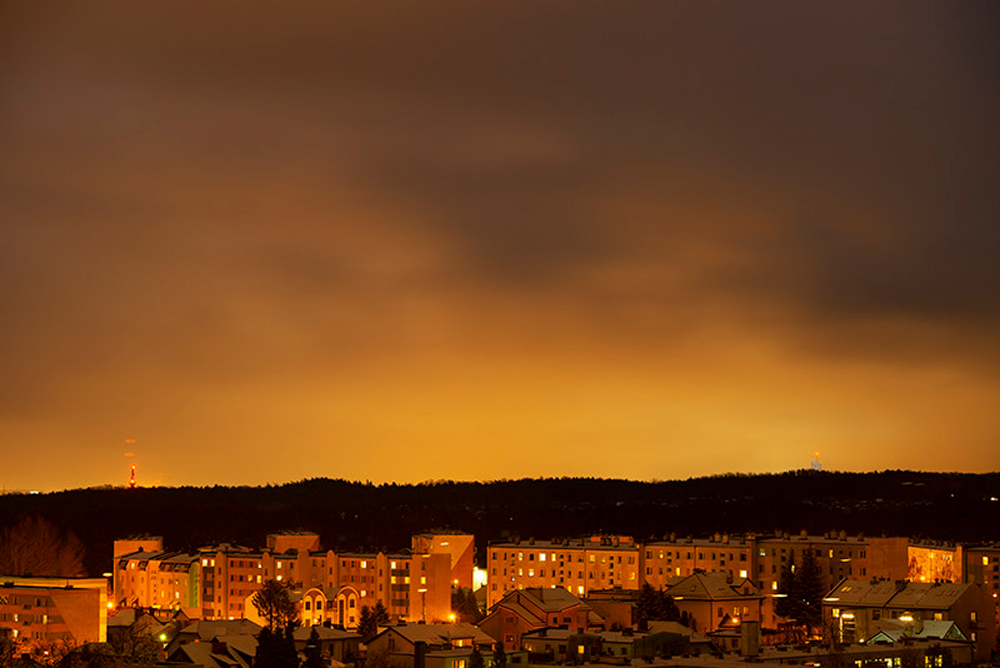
[1,470,999,578]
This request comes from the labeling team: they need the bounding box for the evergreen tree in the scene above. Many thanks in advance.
[372,600,390,626]
[452,587,483,623]
[774,560,796,619]
[490,643,506,668]
[357,606,377,643]
[635,583,680,629]
[0,631,13,668]
[303,627,325,668]
[793,548,825,629]
[253,626,298,668]
[469,646,485,668]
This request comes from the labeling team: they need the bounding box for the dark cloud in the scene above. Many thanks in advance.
[2,1,999,488]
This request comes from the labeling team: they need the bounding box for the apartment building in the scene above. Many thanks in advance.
[907,541,962,583]
[113,531,456,626]
[964,545,1000,594]
[0,577,108,644]
[485,536,639,608]
[113,540,201,617]
[757,532,871,594]
[488,532,899,609]
[411,533,476,589]
[642,535,754,589]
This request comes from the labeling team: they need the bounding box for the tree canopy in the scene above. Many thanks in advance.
[774,548,825,629]
[252,579,298,631]
[635,583,679,630]
[0,516,84,577]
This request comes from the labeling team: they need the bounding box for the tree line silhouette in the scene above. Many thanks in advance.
[0,470,998,578]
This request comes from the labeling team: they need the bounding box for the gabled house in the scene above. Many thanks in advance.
[663,572,765,635]
[478,587,601,649]
[292,626,361,663]
[866,619,968,644]
[367,622,496,655]
[822,578,996,662]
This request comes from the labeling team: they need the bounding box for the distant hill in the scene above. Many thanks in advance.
[1,470,999,578]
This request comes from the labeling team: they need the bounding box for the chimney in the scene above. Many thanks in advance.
[414,641,427,668]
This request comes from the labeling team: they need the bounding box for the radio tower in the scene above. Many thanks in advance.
[125,438,137,488]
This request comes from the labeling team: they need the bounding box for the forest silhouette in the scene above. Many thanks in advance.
[1,470,998,578]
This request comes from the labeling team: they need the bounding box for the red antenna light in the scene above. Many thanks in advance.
[125,438,138,488]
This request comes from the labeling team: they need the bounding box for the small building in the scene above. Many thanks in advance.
[478,587,601,649]
[822,578,996,663]
[866,619,968,644]
[292,625,361,664]
[663,572,766,635]
[367,623,496,668]
[521,627,683,663]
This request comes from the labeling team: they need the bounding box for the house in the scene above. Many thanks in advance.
[822,578,996,662]
[866,619,968,644]
[368,622,495,653]
[367,623,496,668]
[663,572,766,634]
[584,588,639,630]
[292,626,361,664]
[521,627,686,663]
[478,587,601,649]
[167,637,255,668]
[166,618,261,656]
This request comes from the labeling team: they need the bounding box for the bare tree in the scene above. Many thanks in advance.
[0,516,85,577]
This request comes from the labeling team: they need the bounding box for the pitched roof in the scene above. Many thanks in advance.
[179,619,262,641]
[514,587,590,613]
[665,572,761,601]
[825,579,977,611]
[381,623,495,647]
[866,620,967,643]
[645,620,711,644]
[292,627,360,642]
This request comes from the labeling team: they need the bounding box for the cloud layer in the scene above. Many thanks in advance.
[2,1,998,489]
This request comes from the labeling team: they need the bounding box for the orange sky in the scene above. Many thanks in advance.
[2,2,999,490]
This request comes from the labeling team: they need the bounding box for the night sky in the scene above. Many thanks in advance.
[2,2,999,491]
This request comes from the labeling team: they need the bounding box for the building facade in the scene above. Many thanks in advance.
[113,531,460,625]
[0,577,108,645]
